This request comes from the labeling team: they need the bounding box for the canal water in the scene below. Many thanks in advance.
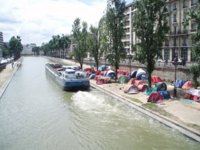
[0,57,199,150]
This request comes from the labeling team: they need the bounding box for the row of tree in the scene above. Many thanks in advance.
[40,0,200,88]
[1,36,23,60]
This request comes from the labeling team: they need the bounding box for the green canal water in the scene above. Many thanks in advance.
[0,57,199,150]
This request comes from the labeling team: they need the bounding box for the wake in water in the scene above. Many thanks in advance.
[71,91,113,113]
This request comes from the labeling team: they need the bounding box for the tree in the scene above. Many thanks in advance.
[9,36,23,60]
[72,18,88,69]
[187,0,200,87]
[133,0,169,87]
[59,34,71,58]
[106,0,126,79]
[32,46,40,55]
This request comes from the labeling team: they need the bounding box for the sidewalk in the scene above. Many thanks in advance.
[48,57,200,141]
[0,60,21,98]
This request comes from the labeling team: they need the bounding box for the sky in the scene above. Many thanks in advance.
[0,0,133,46]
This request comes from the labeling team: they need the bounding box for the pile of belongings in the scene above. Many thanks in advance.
[125,78,148,93]
[130,68,147,80]
[175,80,193,90]
[96,76,111,85]
[145,82,170,103]
[184,88,200,101]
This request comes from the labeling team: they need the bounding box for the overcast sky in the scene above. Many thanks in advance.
[0,0,133,46]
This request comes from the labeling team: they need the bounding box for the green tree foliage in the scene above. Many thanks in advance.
[9,36,23,60]
[106,0,126,79]
[32,46,40,55]
[190,65,200,88]
[189,0,200,61]
[87,17,109,70]
[72,18,88,69]
[40,34,70,58]
[187,0,200,86]
[133,0,169,87]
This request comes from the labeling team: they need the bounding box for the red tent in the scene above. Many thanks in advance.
[151,75,162,83]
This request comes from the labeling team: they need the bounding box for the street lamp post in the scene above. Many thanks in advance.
[173,57,178,97]
[127,54,133,74]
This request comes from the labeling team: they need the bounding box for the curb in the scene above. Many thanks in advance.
[91,82,200,143]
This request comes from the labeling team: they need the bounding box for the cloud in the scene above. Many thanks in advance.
[0,0,131,46]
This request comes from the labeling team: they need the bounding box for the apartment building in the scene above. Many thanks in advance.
[123,0,198,62]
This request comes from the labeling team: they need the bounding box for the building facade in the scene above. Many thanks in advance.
[21,43,36,55]
[0,32,4,58]
[123,0,198,62]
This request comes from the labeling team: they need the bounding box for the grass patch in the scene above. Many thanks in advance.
[142,103,172,117]
[124,96,143,104]
[187,124,200,132]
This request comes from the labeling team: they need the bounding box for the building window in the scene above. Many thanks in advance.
[173,2,176,10]
[183,0,187,8]
[165,40,169,46]
[173,13,177,22]
[191,21,197,31]
[183,37,187,46]
[181,48,188,61]
[191,0,198,6]
[174,37,176,46]
[174,26,177,34]
[164,48,170,60]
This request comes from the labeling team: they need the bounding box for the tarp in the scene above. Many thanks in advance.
[155,82,167,91]
[182,81,193,90]
[148,92,164,103]
[159,91,170,99]
[118,76,129,84]
[145,87,158,95]
[124,85,139,94]
[151,75,162,83]
[175,80,186,88]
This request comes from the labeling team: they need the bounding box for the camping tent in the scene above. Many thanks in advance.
[118,76,129,84]
[130,70,137,78]
[105,70,116,79]
[182,81,193,90]
[175,80,186,88]
[151,75,162,83]
[124,85,139,94]
[148,92,164,103]
[155,82,167,91]
[136,68,147,80]
[98,65,107,71]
